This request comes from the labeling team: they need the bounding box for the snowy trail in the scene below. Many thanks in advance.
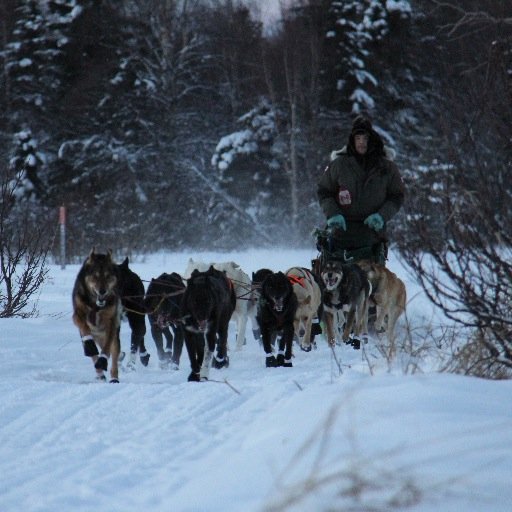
[1,249,511,512]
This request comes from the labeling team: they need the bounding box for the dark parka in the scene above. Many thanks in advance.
[317,116,405,250]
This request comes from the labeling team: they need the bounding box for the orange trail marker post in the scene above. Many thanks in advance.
[59,206,66,269]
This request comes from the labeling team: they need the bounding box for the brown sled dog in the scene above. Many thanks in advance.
[72,249,123,382]
[357,260,406,358]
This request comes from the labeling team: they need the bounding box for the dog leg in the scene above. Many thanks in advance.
[304,318,313,351]
[150,323,166,360]
[374,299,387,334]
[297,317,312,352]
[184,331,202,381]
[109,335,120,383]
[126,352,137,371]
[170,326,184,370]
[355,294,369,346]
[342,308,355,344]
[385,304,403,361]
[212,324,230,369]
[323,310,336,347]
[235,310,248,350]
[261,328,277,367]
[200,331,216,380]
[199,348,212,380]
[250,311,262,344]
[280,325,294,367]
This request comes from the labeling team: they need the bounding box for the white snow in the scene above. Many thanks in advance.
[0,248,511,512]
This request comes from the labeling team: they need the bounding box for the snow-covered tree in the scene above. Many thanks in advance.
[3,0,79,114]
[9,128,45,200]
[209,98,288,245]
[324,0,411,113]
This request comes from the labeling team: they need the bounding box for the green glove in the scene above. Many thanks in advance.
[364,213,384,231]
[327,214,346,231]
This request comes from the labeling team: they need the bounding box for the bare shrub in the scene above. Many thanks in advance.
[0,170,52,317]
[262,405,426,512]
[442,329,512,380]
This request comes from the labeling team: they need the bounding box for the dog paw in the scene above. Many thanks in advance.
[159,359,170,370]
[109,378,120,384]
[95,374,106,382]
[187,371,201,382]
[139,352,150,367]
[265,355,277,367]
[276,354,285,366]
[311,323,322,336]
[300,344,312,352]
[351,338,361,350]
[94,355,108,371]
[212,355,229,369]
[125,360,137,372]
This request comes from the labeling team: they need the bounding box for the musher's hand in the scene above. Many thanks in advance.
[327,214,346,231]
[364,213,384,231]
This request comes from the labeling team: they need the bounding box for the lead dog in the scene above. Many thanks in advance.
[185,258,252,349]
[257,271,298,367]
[285,267,322,352]
[144,272,186,369]
[321,260,370,350]
[181,266,236,381]
[72,249,122,382]
[357,260,406,358]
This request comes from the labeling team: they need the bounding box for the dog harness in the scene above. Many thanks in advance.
[287,275,305,288]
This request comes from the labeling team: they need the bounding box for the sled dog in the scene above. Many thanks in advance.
[181,266,236,382]
[357,260,406,358]
[117,257,149,370]
[257,271,298,367]
[185,258,252,349]
[285,267,322,352]
[72,249,122,382]
[321,260,370,349]
[248,268,273,343]
[144,272,186,370]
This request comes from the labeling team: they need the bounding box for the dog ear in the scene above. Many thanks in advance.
[85,247,95,264]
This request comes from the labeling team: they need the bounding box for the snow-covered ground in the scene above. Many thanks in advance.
[1,248,511,512]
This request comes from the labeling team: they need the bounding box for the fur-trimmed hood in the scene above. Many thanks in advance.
[330,145,396,162]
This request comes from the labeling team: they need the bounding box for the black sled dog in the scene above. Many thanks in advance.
[116,257,150,369]
[257,271,298,367]
[248,268,273,343]
[72,249,122,382]
[144,272,186,369]
[181,266,236,382]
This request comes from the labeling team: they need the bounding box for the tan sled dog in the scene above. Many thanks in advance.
[285,267,322,352]
[72,249,123,382]
[357,260,406,357]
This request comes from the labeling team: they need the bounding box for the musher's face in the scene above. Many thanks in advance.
[354,133,369,155]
